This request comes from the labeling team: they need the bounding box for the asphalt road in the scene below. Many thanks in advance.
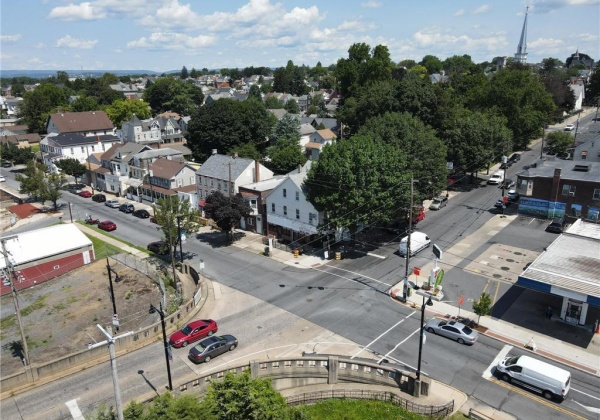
[2,121,600,419]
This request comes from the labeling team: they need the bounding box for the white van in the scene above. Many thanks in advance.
[496,355,571,400]
[399,232,431,257]
[487,171,505,185]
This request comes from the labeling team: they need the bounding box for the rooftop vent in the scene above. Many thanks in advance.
[573,164,590,172]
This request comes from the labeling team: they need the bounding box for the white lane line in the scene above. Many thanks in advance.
[377,327,421,364]
[351,312,416,359]
[572,400,600,414]
[366,252,386,259]
[571,388,600,401]
[65,399,85,420]
[483,344,513,379]
[317,265,392,287]
[384,354,427,378]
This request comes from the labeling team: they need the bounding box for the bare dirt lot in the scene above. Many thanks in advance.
[0,255,163,378]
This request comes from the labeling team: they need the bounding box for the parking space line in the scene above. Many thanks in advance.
[351,312,416,359]
[377,326,421,364]
[483,344,513,379]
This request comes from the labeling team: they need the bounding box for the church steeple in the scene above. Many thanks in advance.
[514,6,529,64]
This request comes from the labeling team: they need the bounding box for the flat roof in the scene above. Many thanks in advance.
[0,224,92,269]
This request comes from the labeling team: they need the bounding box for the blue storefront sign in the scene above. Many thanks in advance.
[518,197,565,219]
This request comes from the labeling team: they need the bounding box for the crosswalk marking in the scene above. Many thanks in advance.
[65,399,85,420]
[483,344,513,379]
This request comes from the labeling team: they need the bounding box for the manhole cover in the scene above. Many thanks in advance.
[506,258,514,263]
[493,274,502,278]
[501,266,510,271]
[514,252,523,256]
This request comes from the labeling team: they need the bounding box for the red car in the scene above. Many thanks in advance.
[79,190,92,198]
[169,319,218,348]
[98,220,117,231]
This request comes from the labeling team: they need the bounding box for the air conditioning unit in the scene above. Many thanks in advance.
[569,191,575,196]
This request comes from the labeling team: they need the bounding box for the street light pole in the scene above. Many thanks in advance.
[149,303,173,391]
[416,295,433,381]
[540,126,545,160]
[176,214,183,263]
[402,177,417,302]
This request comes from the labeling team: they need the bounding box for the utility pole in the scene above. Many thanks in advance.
[227,161,232,201]
[540,126,545,159]
[1,235,30,366]
[149,303,173,391]
[68,202,73,223]
[176,215,183,263]
[90,325,133,420]
[402,177,417,302]
[106,258,119,331]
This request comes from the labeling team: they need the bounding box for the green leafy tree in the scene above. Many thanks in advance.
[442,54,478,78]
[268,145,306,174]
[248,84,262,101]
[153,196,201,268]
[265,96,284,109]
[541,57,564,74]
[70,95,99,112]
[398,59,417,69]
[181,66,189,80]
[419,55,443,74]
[285,99,299,114]
[18,83,68,133]
[189,67,199,79]
[305,135,409,234]
[407,64,428,79]
[545,131,574,156]
[473,292,492,324]
[44,172,67,211]
[541,73,576,121]
[55,158,87,183]
[199,370,291,420]
[204,191,252,241]
[15,161,67,211]
[585,70,600,106]
[143,77,204,115]
[230,142,262,161]
[0,143,34,164]
[105,98,151,126]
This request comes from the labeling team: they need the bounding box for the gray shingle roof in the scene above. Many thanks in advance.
[196,154,254,180]
[46,133,119,146]
[518,159,600,182]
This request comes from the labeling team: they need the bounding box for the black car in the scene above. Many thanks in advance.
[502,179,516,189]
[132,209,150,219]
[119,203,134,213]
[546,217,565,233]
[92,194,106,203]
[188,335,238,364]
[509,153,521,163]
[147,241,168,255]
[68,183,86,194]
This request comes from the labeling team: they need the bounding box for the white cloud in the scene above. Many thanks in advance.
[55,35,98,49]
[453,9,465,16]
[532,0,598,14]
[472,5,491,15]
[575,32,599,42]
[1,34,22,43]
[48,2,106,21]
[412,28,508,56]
[127,32,215,50]
[34,43,46,49]
[361,1,382,8]
[528,37,565,49]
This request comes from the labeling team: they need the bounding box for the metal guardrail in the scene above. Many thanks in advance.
[286,389,454,417]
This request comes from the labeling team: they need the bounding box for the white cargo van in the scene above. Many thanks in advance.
[487,171,505,185]
[496,355,571,400]
[399,232,431,257]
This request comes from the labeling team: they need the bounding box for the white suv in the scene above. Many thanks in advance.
[487,172,504,185]
[105,199,120,208]
[564,124,575,131]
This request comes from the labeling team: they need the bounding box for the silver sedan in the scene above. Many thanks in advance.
[424,318,479,345]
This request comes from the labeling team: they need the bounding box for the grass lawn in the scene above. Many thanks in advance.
[296,399,451,420]
[75,221,150,257]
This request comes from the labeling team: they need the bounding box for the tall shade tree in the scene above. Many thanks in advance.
[153,196,201,262]
[248,84,262,101]
[18,83,68,133]
[204,191,252,241]
[540,73,576,121]
[545,131,575,156]
[585,70,600,106]
[420,55,443,74]
[357,112,448,200]
[143,77,204,115]
[105,98,151,126]
[486,68,556,149]
[55,157,88,183]
[305,135,409,235]
[70,96,99,112]
[180,66,189,80]
[15,161,67,210]
[267,114,306,173]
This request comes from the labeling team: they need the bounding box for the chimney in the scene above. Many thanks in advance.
[212,149,218,155]
[255,160,260,182]
[551,168,561,201]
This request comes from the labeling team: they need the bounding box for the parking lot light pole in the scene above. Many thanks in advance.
[417,296,433,381]
[402,177,418,302]
[149,303,173,391]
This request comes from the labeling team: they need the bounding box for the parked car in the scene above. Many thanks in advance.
[105,199,120,208]
[119,203,134,213]
[564,124,575,131]
[502,179,516,189]
[487,171,504,185]
[1,161,12,168]
[494,198,511,209]
[98,220,117,231]
[509,153,521,163]
[188,335,238,364]
[507,190,520,201]
[147,241,168,255]
[78,190,92,198]
[0,175,5,182]
[68,183,86,194]
[424,318,478,345]
[546,217,565,233]
[429,196,448,210]
[169,319,218,348]
[92,194,106,203]
[132,209,150,219]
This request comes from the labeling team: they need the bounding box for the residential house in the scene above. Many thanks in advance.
[120,114,185,146]
[516,160,600,223]
[305,128,337,159]
[1,97,22,116]
[127,157,197,204]
[265,162,324,244]
[195,153,273,212]
[41,133,120,178]
[98,142,151,195]
[574,138,600,163]
[299,123,316,152]
[46,111,114,137]
[0,133,41,149]
[109,82,143,100]
[568,82,585,112]
[238,176,286,234]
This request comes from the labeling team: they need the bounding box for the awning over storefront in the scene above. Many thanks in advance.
[267,213,318,235]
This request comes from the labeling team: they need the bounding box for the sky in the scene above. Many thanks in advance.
[1,0,599,72]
